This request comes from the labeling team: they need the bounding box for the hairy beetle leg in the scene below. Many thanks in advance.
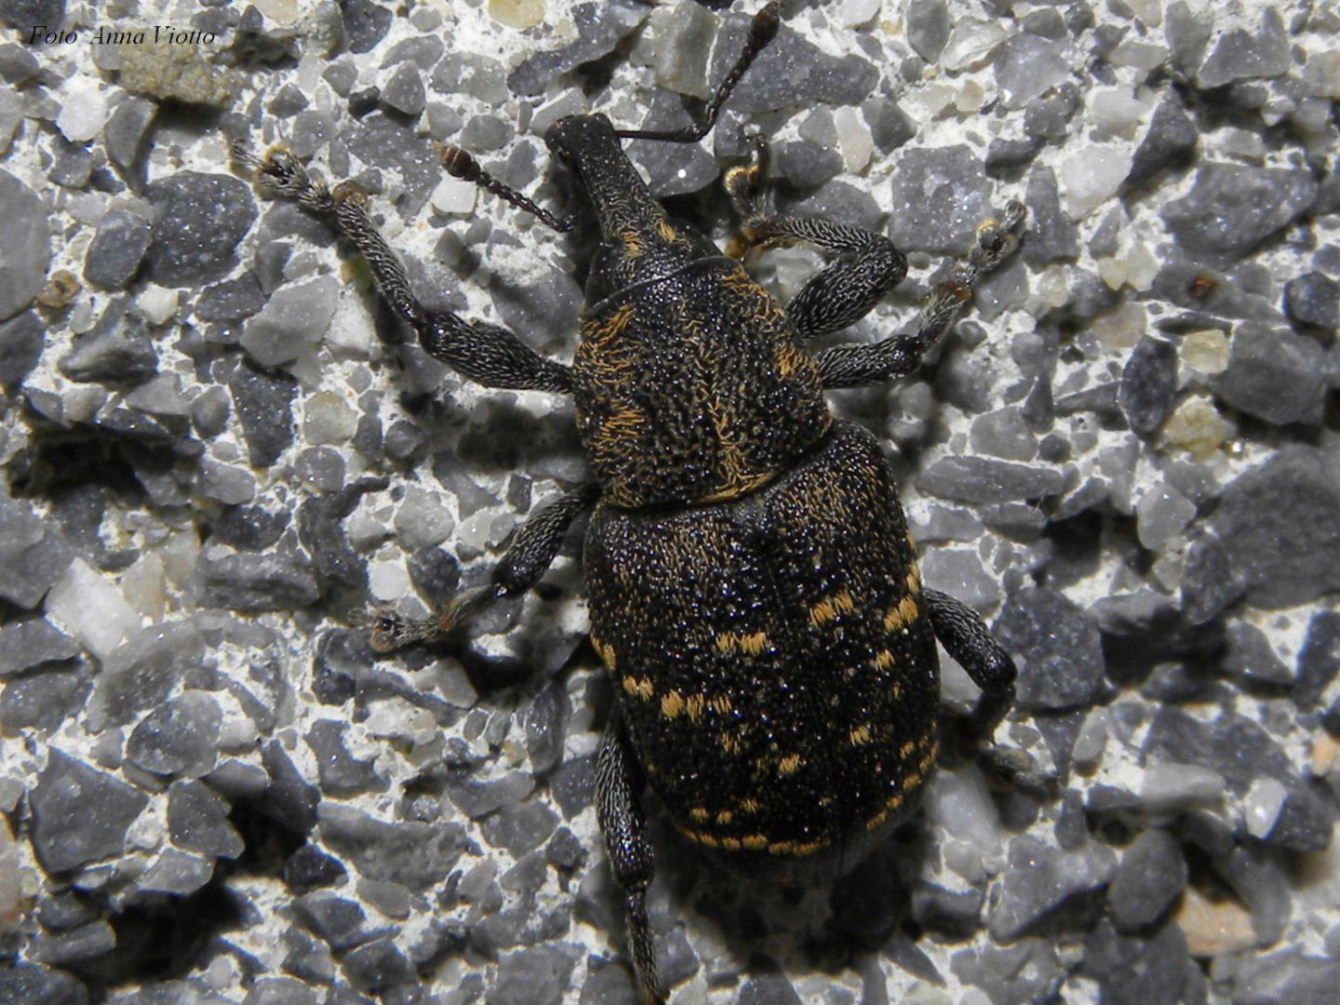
[363,486,598,653]
[597,710,666,1005]
[815,199,1027,389]
[235,144,574,395]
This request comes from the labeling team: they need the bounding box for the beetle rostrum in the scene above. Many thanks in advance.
[239,3,1025,1001]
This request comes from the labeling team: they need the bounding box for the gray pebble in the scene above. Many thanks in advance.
[103,95,156,169]
[1196,9,1289,90]
[890,146,992,255]
[1162,164,1317,262]
[1208,447,1340,609]
[342,937,417,995]
[30,749,149,872]
[0,498,73,609]
[1126,93,1197,191]
[1180,533,1241,625]
[433,52,508,104]
[1022,167,1079,265]
[0,617,79,675]
[1222,621,1292,689]
[293,891,368,950]
[550,754,596,818]
[339,0,391,53]
[144,172,256,287]
[195,550,320,612]
[1119,337,1178,435]
[138,847,216,895]
[242,976,321,1005]
[1107,829,1186,931]
[59,301,157,385]
[380,63,424,116]
[167,778,244,859]
[0,169,50,319]
[711,16,877,113]
[127,691,222,778]
[87,620,209,730]
[487,945,577,1005]
[0,963,90,1005]
[905,0,949,62]
[1214,322,1327,426]
[31,919,117,966]
[920,549,1000,611]
[460,113,512,153]
[317,802,466,891]
[1234,950,1340,1005]
[1283,271,1339,330]
[917,455,1066,504]
[306,719,388,797]
[951,940,1063,1005]
[0,309,43,387]
[1296,610,1340,710]
[1143,706,1292,796]
[83,207,152,291]
[993,588,1106,710]
[224,358,297,467]
[987,834,1117,940]
[910,882,983,938]
[994,33,1070,110]
[196,272,264,323]
[508,2,647,97]
[1023,84,1079,141]
[776,140,844,190]
[0,42,40,84]
[1081,919,1188,1005]
[1219,844,1290,946]
[482,799,560,857]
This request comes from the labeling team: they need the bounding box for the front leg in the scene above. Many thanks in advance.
[237,146,572,395]
[369,485,598,652]
[816,201,1026,389]
[725,137,908,341]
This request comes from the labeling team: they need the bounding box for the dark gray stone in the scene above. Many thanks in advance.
[1143,706,1292,796]
[87,621,209,729]
[445,769,535,819]
[1219,844,1291,946]
[889,146,993,255]
[486,945,577,1005]
[1119,337,1178,435]
[196,272,264,322]
[103,95,156,169]
[988,836,1116,940]
[0,309,43,387]
[242,976,320,1005]
[1162,164,1317,262]
[144,172,256,287]
[1234,950,1340,1005]
[0,41,40,84]
[167,778,244,859]
[1180,534,1242,625]
[1126,93,1197,190]
[1197,9,1289,89]
[481,799,560,857]
[30,750,149,872]
[339,0,391,53]
[1107,829,1186,931]
[293,892,368,950]
[0,962,90,1004]
[910,882,983,938]
[776,140,844,189]
[137,848,215,895]
[1283,271,1339,330]
[524,679,568,776]
[224,358,297,466]
[1023,167,1079,265]
[993,588,1106,710]
[1214,323,1327,426]
[0,617,79,675]
[306,719,388,796]
[83,208,152,290]
[709,15,878,113]
[380,63,424,116]
[58,301,157,385]
[30,919,116,966]
[1222,621,1292,689]
[1296,610,1340,710]
[550,754,596,818]
[342,937,417,995]
[195,551,320,612]
[917,456,1066,505]
[0,499,73,609]
[508,2,647,96]
[1081,919,1189,1005]
[951,939,1063,1005]
[317,802,466,891]
[905,0,949,62]
[1208,448,1340,608]
[0,169,49,321]
[126,691,223,778]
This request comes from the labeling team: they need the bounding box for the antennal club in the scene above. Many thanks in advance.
[439,144,574,233]
[615,1,781,144]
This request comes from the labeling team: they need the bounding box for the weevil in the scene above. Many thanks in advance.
[239,3,1025,1001]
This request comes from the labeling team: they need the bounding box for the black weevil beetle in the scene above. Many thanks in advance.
[239,3,1025,1001]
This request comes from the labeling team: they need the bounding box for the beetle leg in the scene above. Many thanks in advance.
[815,200,1026,388]
[367,485,598,652]
[597,709,665,1005]
[922,588,1016,742]
[237,145,572,394]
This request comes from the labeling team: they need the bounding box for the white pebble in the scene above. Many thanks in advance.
[56,81,107,142]
[46,558,142,660]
